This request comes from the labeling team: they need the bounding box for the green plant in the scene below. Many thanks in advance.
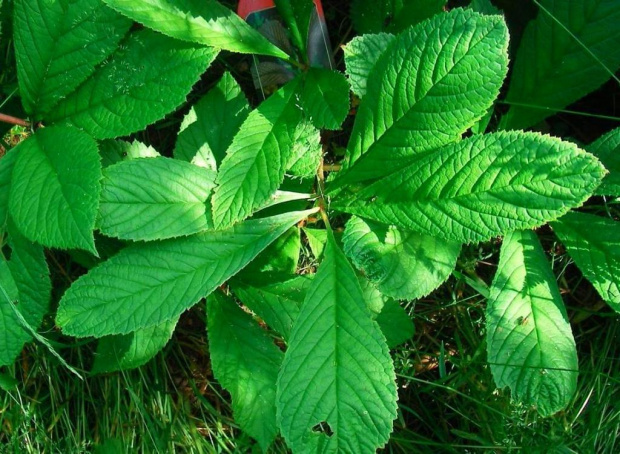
[1,0,619,452]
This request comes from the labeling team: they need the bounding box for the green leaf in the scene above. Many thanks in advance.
[212,79,303,228]
[501,0,620,130]
[551,211,620,312]
[335,131,606,243]
[486,230,577,416]
[0,147,18,229]
[274,0,315,56]
[334,8,509,188]
[240,226,301,280]
[45,29,218,139]
[174,72,249,171]
[376,298,414,348]
[207,291,283,451]
[92,317,178,374]
[303,227,328,260]
[0,223,51,366]
[286,120,322,179]
[13,0,131,118]
[98,157,217,241]
[9,126,101,252]
[470,0,501,15]
[586,127,620,196]
[300,68,350,130]
[102,0,289,59]
[56,209,316,337]
[232,275,313,340]
[351,0,446,34]
[99,140,160,168]
[277,230,397,452]
[343,33,396,99]
[343,216,460,300]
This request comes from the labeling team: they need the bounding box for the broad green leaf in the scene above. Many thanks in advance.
[46,29,218,139]
[207,291,283,451]
[303,227,328,260]
[102,0,289,59]
[274,0,314,56]
[0,147,18,229]
[212,79,303,228]
[300,68,350,130]
[0,261,20,366]
[376,298,414,348]
[92,317,178,374]
[232,275,313,340]
[99,140,160,168]
[343,33,396,98]
[470,0,501,15]
[358,278,414,348]
[351,0,446,34]
[0,224,51,366]
[551,212,620,312]
[14,0,131,117]
[277,230,397,452]
[333,8,509,188]
[287,120,322,179]
[56,209,316,337]
[9,126,101,252]
[501,0,620,130]
[587,127,620,196]
[0,373,19,391]
[240,226,301,281]
[98,157,217,241]
[486,230,577,416]
[175,72,249,171]
[343,216,460,300]
[335,131,606,243]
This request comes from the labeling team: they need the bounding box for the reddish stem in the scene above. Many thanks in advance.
[0,113,30,127]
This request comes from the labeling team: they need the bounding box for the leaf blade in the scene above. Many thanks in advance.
[335,131,606,243]
[501,0,620,130]
[102,0,289,59]
[45,29,218,139]
[486,230,577,416]
[56,209,316,337]
[277,230,397,452]
[334,8,509,188]
[98,157,217,241]
[14,0,131,117]
[207,291,283,451]
[9,126,101,252]
[551,211,620,312]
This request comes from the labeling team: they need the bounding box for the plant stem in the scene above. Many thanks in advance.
[0,113,30,127]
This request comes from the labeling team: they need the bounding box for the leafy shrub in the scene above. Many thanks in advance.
[1,0,619,452]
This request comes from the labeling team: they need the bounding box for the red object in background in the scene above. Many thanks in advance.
[238,0,333,97]
[238,0,326,20]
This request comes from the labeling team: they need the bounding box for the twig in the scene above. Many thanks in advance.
[0,113,30,127]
